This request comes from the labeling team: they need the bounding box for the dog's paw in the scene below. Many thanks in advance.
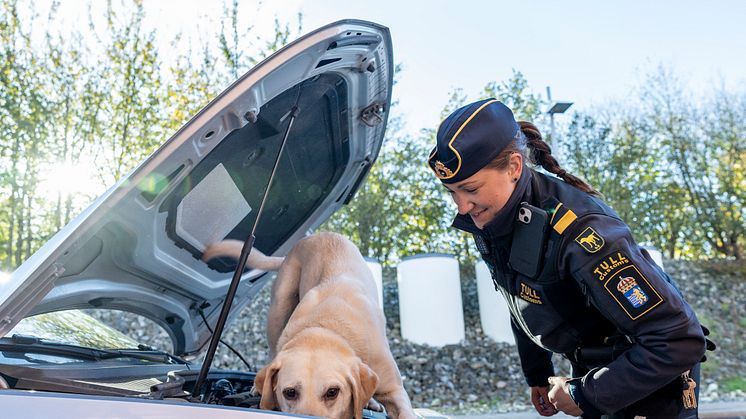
[365,398,385,412]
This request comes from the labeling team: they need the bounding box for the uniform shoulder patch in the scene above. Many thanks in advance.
[575,226,605,253]
[593,252,664,320]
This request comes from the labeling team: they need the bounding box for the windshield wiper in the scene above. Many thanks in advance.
[109,346,188,364]
[0,334,187,364]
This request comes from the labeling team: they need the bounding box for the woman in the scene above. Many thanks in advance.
[427,98,710,418]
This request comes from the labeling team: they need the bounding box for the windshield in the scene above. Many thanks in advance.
[6,310,140,350]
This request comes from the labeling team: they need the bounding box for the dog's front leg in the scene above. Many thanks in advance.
[365,398,384,412]
[266,258,303,357]
[376,390,417,419]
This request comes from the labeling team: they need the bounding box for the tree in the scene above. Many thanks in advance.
[639,67,746,259]
[85,1,165,185]
[0,0,57,268]
[322,70,548,266]
[482,70,545,123]
[0,0,304,269]
[560,111,663,248]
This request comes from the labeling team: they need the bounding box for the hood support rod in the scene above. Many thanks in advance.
[192,104,300,401]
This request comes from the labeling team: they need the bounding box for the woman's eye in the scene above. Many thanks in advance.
[325,387,339,400]
[464,188,477,193]
[283,388,298,400]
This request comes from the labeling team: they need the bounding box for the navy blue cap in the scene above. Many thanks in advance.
[428,99,520,183]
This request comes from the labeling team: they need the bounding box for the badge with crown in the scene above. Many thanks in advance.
[617,275,649,308]
[433,160,454,179]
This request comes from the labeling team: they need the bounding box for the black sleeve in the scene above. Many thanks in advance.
[510,317,554,387]
[558,214,705,413]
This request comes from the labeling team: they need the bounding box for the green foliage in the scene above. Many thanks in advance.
[320,111,473,265]
[554,66,746,259]
[0,0,58,268]
[634,66,745,258]
[482,70,545,122]
[700,354,721,377]
[722,376,746,392]
[559,110,672,252]
[0,0,302,269]
[89,1,164,184]
[1,0,744,271]
[320,70,546,266]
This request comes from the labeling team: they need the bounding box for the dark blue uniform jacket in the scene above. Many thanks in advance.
[452,168,705,415]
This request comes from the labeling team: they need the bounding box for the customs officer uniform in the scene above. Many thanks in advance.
[428,99,711,418]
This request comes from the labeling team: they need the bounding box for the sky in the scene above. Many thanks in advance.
[298,0,746,135]
[45,0,746,137]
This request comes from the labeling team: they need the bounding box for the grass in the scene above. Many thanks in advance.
[700,355,721,377]
[722,377,746,393]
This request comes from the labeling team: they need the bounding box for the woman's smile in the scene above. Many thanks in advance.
[444,162,522,230]
[470,208,488,222]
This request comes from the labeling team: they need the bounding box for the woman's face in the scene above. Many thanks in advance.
[443,154,522,229]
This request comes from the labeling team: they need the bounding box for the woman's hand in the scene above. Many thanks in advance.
[547,376,583,416]
[530,385,558,416]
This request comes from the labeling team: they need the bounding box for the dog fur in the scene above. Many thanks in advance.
[202,232,416,419]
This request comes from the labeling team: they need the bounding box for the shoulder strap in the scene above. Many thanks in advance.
[531,171,578,236]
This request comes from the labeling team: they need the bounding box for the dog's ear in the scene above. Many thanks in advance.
[254,358,282,410]
[349,361,379,419]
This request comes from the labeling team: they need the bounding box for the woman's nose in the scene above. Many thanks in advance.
[453,194,474,215]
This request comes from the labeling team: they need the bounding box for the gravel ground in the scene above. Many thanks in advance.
[92,258,746,415]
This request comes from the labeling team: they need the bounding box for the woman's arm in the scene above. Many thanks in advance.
[557,214,705,414]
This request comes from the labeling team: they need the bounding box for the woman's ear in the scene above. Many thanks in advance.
[509,153,523,181]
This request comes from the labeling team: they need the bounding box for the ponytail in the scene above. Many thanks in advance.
[518,121,600,196]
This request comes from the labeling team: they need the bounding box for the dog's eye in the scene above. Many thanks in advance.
[324,387,339,400]
[282,388,298,400]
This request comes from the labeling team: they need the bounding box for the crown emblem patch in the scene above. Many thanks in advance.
[617,276,648,308]
[603,264,663,320]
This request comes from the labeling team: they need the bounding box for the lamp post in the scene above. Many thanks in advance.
[546,86,573,141]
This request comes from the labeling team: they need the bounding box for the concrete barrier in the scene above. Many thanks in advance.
[364,257,384,312]
[397,253,465,346]
[476,260,515,344]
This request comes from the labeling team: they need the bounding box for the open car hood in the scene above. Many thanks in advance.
[0,20,393,357]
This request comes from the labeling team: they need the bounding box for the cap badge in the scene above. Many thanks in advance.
[433,160,454,179]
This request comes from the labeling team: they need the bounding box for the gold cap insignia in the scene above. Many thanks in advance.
[433,160,454,179]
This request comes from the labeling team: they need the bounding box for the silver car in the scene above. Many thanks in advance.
[0,19,430,419]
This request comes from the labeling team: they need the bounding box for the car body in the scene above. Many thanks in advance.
[0,19,417,419]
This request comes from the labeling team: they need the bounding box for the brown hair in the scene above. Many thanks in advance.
[486,121,600,196]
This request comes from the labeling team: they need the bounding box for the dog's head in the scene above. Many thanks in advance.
[254,347,378,419]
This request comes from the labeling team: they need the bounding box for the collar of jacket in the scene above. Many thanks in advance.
[451,167,534,240]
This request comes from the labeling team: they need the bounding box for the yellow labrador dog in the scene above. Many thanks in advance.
[202,232,416,419]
